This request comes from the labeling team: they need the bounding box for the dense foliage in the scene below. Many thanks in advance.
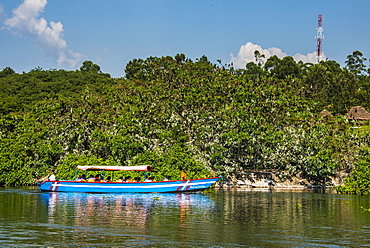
[335,148,370,195]
[1,54,370,190]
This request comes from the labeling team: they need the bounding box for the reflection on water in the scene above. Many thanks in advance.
[0,187,369,247]
[20,191,218,247]
[41,192,216,230]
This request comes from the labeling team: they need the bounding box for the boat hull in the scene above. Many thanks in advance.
[39,177,221,193]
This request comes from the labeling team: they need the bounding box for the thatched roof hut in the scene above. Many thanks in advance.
[319,109,333,118]
[345,106,370,120]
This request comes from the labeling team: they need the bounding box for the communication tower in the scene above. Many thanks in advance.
[315,14,324,63]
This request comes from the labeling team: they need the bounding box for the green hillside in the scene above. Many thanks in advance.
[1,53,370,194]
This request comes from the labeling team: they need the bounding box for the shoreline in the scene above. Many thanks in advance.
[215,170,347,189]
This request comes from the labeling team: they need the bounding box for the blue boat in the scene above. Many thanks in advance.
[39,165,221,193]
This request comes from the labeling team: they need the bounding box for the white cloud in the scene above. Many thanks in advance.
[230,42,325,68]
[3,0,85,67]
[0,4,5,21]
[293,51,323,64]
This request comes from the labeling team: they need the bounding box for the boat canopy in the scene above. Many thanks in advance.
[76,165,153,171]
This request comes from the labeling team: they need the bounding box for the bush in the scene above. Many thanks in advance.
[335,148,370,195]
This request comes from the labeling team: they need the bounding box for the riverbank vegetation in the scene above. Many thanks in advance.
[1,51,370,193]
[335,148,370,195]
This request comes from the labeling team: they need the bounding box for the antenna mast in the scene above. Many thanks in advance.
[316,14,324,63]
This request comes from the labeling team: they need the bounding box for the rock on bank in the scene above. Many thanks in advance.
[215,170,349,188]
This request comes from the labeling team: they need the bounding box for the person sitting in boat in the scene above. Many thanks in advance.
[104,176,112,182]
[133,177,140,182]
[163,176,170,181]
[48,171,56,181]
[180,169,187,180]
[116,177,124,182]
[87,175,96,182]
[76,175,84,181]
[145,176,154,182]
[95,174,101,182]
[124,176,132,182]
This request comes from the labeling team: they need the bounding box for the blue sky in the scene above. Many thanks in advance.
[0,0,369,78]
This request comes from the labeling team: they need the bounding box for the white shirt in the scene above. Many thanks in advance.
[49,174,56,181]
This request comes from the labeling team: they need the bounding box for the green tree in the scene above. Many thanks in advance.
[254,50,265,67]
[197,55,210,65]
[245,62,264,77]
[0,67,15,78]
[175,53,186,64]
[80,60,101,73]
[264,56,302,79]
[345,50,367,75]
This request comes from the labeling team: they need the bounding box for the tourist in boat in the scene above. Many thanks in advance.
[87,175,96,182]
[145,176,155,182]
[116,177,124,182]
[48,171,56,181]
[95,174,101,182]
[124,176,132,182]
[133,177,140,182]
[105,176,112,182]
[181,169,187,180]
[163,176,170,181]
[76,175,83,181]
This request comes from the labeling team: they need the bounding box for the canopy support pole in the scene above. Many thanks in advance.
[73,169,79,180]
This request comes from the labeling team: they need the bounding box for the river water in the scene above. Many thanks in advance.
[0,187,369,247]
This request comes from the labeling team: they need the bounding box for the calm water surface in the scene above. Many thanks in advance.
[0,187,369,247]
